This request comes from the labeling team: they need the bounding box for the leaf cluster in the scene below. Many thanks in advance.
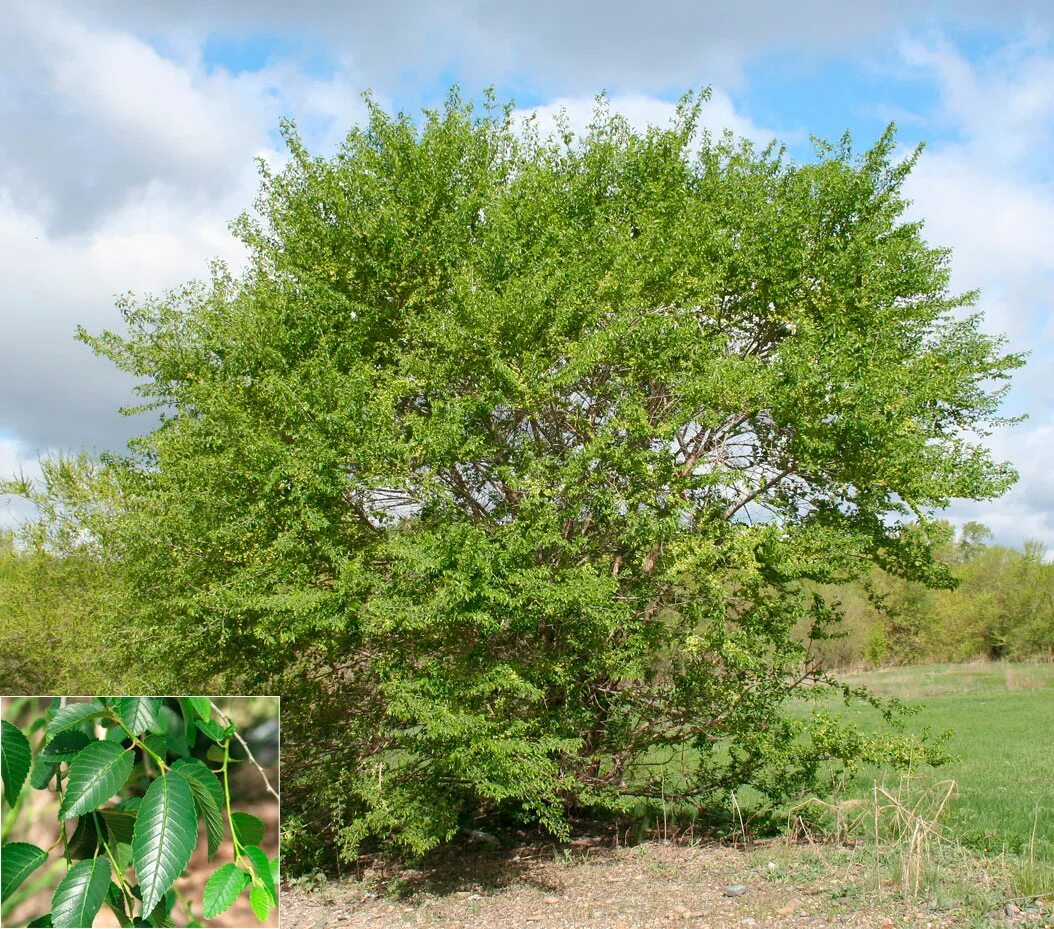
[0,698,278,927]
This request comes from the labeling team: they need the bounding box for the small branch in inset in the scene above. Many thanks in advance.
[209,700,280,802]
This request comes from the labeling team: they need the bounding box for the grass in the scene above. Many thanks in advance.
[827,662,1054,868]
[638,661,1054,899]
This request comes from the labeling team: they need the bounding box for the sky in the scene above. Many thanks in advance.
[1,0,1052,548]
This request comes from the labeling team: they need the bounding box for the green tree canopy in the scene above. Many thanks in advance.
[17,89,1022,857]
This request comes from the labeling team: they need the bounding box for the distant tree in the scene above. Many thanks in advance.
[958,520,994,561]
[0,519,122,694]
[11,90,1021,858]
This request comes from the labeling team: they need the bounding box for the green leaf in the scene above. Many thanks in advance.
[99,810,136,873]
[1,841,48,898]
[205,745,226,763]
[142,734,168,765]
[50,856,111,928]
[146,890,177,928]
[59,742,134,820]
[185,697,212,721]
[131,770,198,915]
[269,855,279,887]
[171,758,224,860]
[175,699,197,751]
[118,698,162,737]
[67,815,101,859]
[27,916,53,928]
[117,796,142,813]
[230,811,265,848]
[105,880,131,927]
[194,718,226,744]
[249,884,271,921]
[41,731,93,762]
[33,732,94,793]
[241,844,275,902]
[46,702,109,739]
[99,809,137,845]
[1,719,31,807]
[202,863,250,919]
[158,706,189,758]
[31,756,58,790]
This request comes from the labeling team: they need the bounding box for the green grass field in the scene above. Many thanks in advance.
[825,662,1054,868]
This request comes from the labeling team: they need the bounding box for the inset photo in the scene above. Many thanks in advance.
[1,696,279,928]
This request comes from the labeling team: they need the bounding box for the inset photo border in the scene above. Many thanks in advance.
[1,696,279,928]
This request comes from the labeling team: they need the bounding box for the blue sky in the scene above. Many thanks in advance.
[1,1,1052,547]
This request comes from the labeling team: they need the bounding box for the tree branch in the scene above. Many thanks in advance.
[209,700,281,803]
[723,465,795,521]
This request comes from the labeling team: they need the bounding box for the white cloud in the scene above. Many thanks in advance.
[51,0,1054,98]
[514,89,780,149]
[899,38,1054,548]
[0,2,374,452]
[945,419,1054,550]
[906,148,1054,342]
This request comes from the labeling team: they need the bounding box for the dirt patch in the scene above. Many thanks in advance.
[280,838,1036,928]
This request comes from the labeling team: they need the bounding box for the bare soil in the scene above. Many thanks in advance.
[280,838,1045,928]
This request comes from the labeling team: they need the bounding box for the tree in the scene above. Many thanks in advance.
[16,89,1021,858]
[1,698,278,927]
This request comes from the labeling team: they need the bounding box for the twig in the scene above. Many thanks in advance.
[209,700,281,802]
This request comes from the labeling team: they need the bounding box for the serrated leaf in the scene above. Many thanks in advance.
[269,855,279,887]
[205,745,226,763]
[118,698,162,737]
[249,884,271,921]
[171,758,224,860]
[46,702,109,739]
[1,841,48,898]
[2,719,32,807]
[50,856,111,928]
[60,742,134,820]
[99,809,137,845]
[117,796,142,813]
[131,770,198,915]
[242,844,275,902]
[230,811,265,848]
[202,863,250,919]
[41,731,92,763]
